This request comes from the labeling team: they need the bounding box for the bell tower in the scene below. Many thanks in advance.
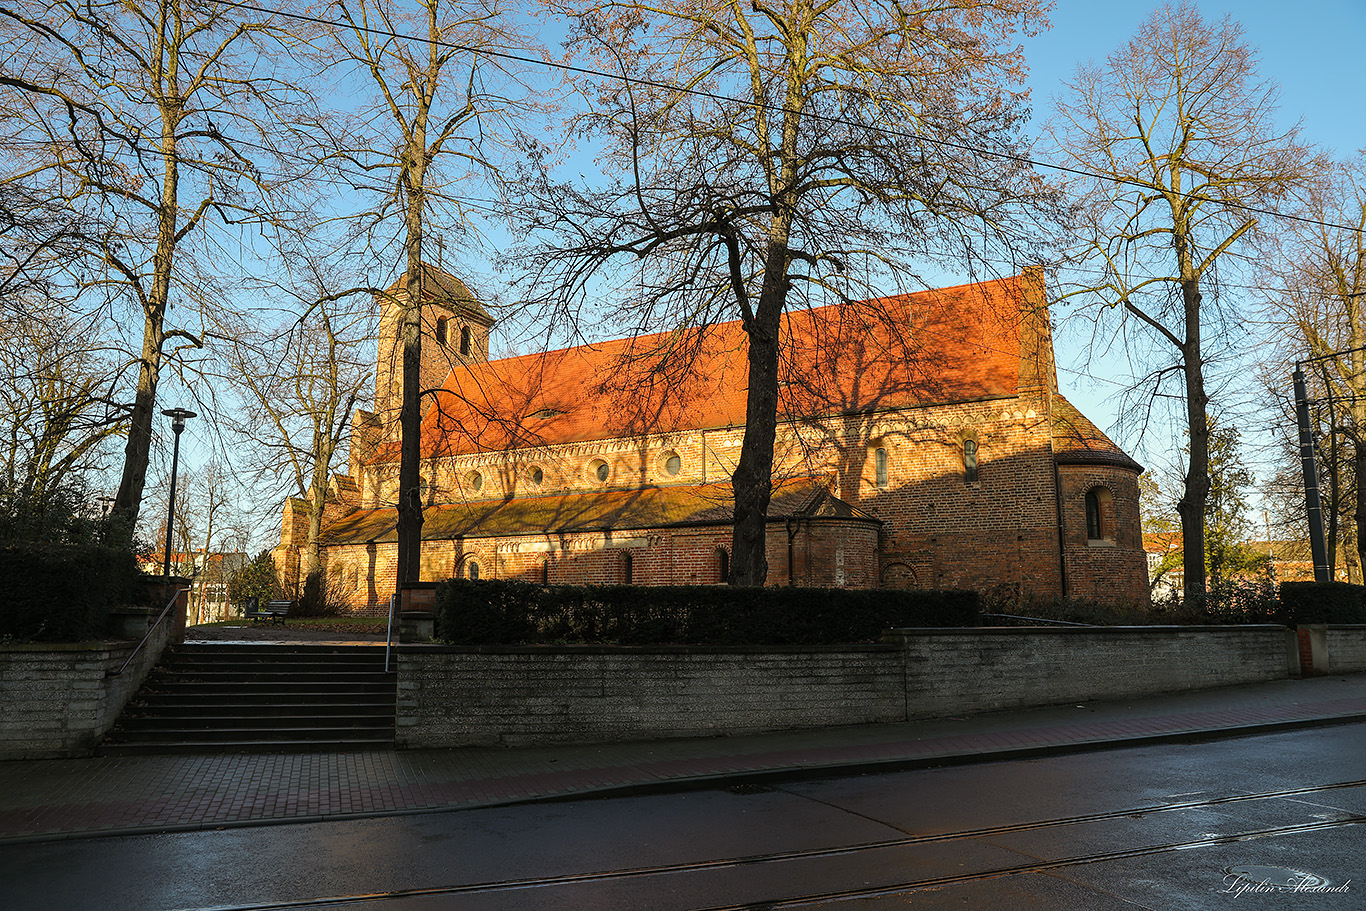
[371,263,495,436]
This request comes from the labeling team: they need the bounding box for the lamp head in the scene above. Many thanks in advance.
[161,407,197,434]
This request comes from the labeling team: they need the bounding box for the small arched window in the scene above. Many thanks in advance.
[1085,486,1115,543]
[622,551,633,585]
[963,439,979,483]
[459,325,472,356]
[715,547,729,584]
[435,317,448,346]
[875,447,888,489]
[467,560,480,581]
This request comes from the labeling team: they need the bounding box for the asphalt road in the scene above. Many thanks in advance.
[4,723,1364,910]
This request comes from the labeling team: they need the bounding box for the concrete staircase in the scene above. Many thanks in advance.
[102,643,396,754]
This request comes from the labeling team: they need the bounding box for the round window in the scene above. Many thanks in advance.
[663,451,682,476]
[590,459,609,483]
[466,470,483,492]
[529,466,544,486]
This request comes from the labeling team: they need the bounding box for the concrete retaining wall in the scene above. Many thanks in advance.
[397,646,906,748]
[397,625,1299,748]
[0,620,172,759]
[888,626,1295,717]
[1304,625,1366,674]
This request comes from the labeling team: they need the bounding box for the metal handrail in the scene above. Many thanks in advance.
[384,592,398,673]
[107,586,189,677]
[979,612,1096,627]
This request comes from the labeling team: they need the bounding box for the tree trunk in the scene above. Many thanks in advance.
[727,27,805,587]
[113,64,181,534]
[395,200,425,594]
[113,317,165,530]
[113,187,177,531]
[730,269,784,585]
[1176,279,1209,603]
[1355,438,1366,580]
[394,115,428,594]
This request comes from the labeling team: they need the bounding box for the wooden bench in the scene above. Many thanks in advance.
[243,599,292,625]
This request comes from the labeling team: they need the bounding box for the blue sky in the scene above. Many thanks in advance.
[161,0,1363,543]
[1022,0,1366,474]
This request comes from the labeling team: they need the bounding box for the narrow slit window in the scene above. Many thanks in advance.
[459,326,471,356]
[875,447,888,489]
[435,317,448,347]
[963,439,978,483]
[1086,490,1102,540]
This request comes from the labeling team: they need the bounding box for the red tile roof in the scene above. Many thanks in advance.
[374,274,1035,463]
[1052,395,1143,471]
[319,477,877,545]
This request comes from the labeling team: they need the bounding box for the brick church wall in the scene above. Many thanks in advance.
[1057,463,1150,605]
[312,386,1147,612]
[284,269,1151,612]
[321,519,881,613]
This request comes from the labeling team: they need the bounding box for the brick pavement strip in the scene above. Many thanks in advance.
[1,681,1365,843]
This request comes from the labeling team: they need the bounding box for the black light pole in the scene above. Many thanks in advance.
[161,408,196,578]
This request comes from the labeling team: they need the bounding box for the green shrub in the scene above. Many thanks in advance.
[435,580,980,645]
[0,543,142,642]
[1279,581,1366,624]
[227,550,283,608]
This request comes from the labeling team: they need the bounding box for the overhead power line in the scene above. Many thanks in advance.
[210,0,1362,235]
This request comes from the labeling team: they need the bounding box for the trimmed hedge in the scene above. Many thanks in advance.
[434,580,980,645]
[1279,581,1366,624]
[0,543,143,642]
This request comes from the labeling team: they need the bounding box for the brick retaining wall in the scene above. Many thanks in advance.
[396,625,1300,748]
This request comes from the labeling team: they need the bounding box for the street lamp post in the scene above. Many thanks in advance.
[161,408,196,578]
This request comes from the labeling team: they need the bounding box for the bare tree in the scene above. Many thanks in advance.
[1049,2,1317,602]
[317,0,543,592]
[1264,153,1366,573]
[0,0,300,533]
[524,0,1056,584]
[0,306,124,501]
[212,257,374,585]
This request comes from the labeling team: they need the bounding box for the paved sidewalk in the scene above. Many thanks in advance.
[3,674,1365,845]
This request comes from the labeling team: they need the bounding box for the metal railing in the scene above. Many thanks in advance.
[384,592,398,673]
[107,586,189,677]
[979,612,1095,627]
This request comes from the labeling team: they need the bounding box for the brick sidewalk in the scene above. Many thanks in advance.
[3,674,1365,844]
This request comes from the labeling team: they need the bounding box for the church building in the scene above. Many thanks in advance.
[275,265,1151,612]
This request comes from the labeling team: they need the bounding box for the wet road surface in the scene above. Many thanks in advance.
[4,722,1363,910]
